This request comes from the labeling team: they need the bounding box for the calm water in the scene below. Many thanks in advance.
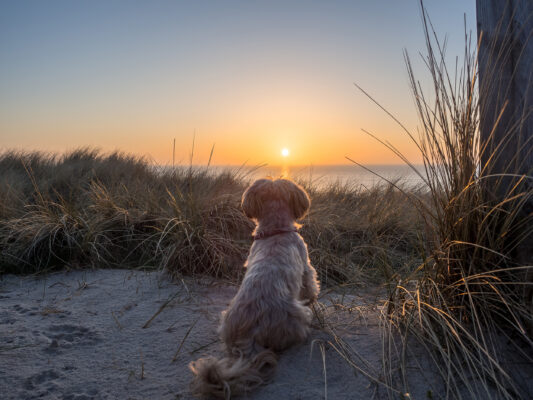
[208,164,426,189]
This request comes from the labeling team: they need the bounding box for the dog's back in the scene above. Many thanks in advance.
[221,232,312,353]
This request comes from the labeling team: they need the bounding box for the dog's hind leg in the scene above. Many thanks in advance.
[256,300,312,352]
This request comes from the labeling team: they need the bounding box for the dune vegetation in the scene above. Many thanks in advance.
[0,148,422,287]
[338,9,533,400]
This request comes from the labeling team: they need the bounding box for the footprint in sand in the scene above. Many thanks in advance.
[23,369,100,399]
[23,369,61,390]
[12,304,39,316]
[0,310,17,325]
[44,324,100,350]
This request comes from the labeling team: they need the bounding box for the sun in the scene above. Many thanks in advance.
[281,148,290,157]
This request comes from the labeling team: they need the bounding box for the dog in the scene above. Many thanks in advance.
[189,178,320,399]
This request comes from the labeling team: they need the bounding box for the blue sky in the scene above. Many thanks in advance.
[1,0,476,165]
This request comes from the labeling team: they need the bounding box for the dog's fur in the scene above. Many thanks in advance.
[189,178,320,399]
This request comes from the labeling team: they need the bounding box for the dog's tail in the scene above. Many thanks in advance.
[189,348,277,399]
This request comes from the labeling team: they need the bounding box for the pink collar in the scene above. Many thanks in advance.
[253,228,298,240]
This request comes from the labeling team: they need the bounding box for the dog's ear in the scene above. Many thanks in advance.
[278,179,310,220]
[241,179,271,219]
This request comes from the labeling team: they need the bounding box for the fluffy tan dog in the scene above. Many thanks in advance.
[189,178,320,399]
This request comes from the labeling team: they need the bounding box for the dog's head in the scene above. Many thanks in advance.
[241,178,310,221]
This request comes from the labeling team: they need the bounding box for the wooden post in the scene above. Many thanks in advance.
[477,2,532,219]
[476,0,533,182]
[477,0,533,325]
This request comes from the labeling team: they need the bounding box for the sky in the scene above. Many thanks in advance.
[0,0,476,166]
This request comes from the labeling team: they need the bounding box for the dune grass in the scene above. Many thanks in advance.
[335,7,533,399]
[0,148,422,287]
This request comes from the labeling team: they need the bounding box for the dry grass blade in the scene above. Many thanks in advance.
[143,291,182,329]
[319,341,328,400]
[172,318,200,362]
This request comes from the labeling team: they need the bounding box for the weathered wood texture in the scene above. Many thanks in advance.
[476,0,532,245]
[477,1,532,320]
[476,0,532,180]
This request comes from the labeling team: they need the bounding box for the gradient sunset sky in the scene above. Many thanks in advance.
[1,0,475,166]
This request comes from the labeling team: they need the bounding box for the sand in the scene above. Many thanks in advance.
[1,269,530,399]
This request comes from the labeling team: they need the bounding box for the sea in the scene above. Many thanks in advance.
[205,164,427,189]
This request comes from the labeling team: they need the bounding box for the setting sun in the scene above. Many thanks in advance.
[281,148,290,157]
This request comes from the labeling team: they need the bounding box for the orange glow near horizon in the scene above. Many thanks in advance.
[131,118,424,167]
[1,112,424,166]
[0,128,424,167]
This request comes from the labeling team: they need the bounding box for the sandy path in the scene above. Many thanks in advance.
[0,269,448,399]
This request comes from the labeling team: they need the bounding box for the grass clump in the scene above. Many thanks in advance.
[0,148,422,285]
[302,180,423,286]
[0,149,251,278]
[364,7,533,399]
